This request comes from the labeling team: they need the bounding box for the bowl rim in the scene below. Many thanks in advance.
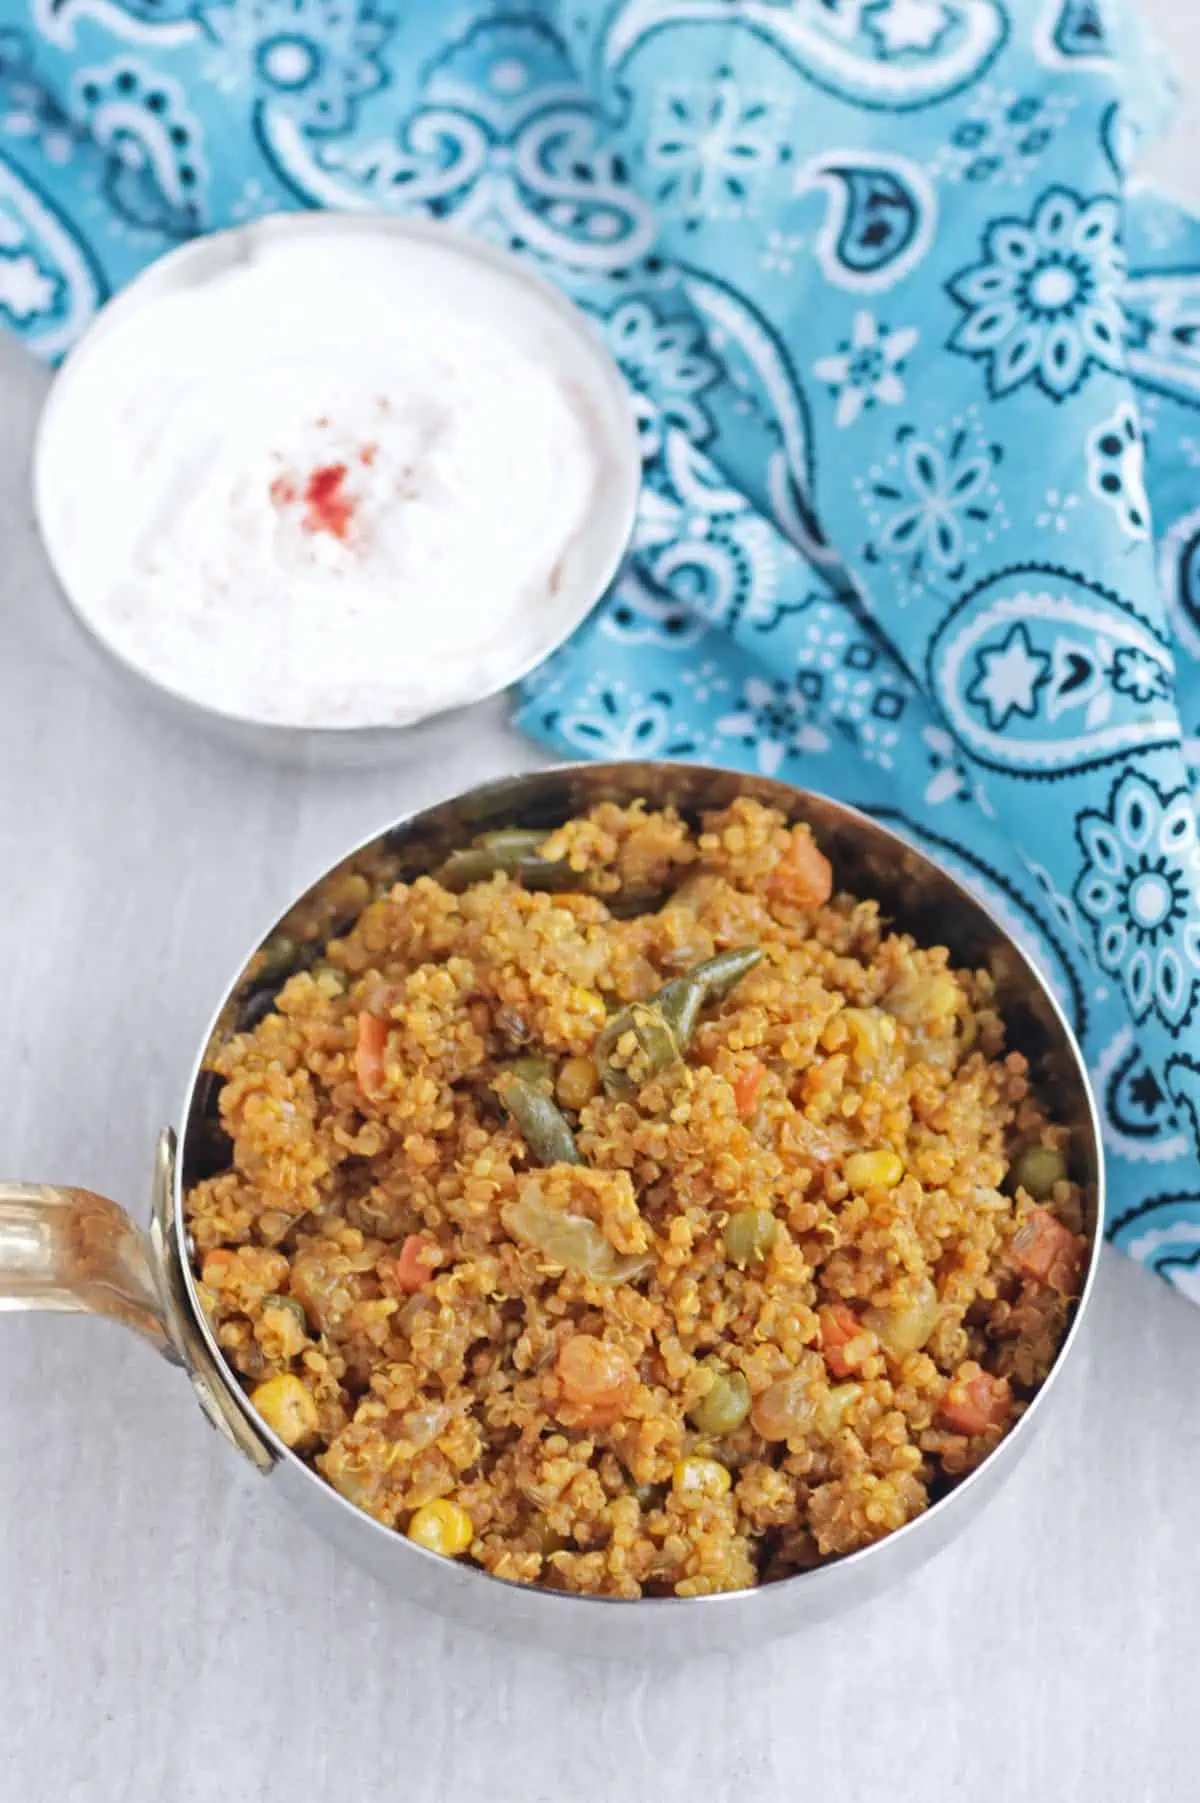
[174,759,1106,1612]
[32,210,642,740]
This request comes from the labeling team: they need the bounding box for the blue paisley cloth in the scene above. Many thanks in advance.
[4,1,1200,1294]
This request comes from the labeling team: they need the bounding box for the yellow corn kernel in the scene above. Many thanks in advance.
[844,1149,904,1192]
[671,1456,732,1506]
[250,1373,319,1448]
[406,1499,474,1558]
[572,988,608,1030]
[556,1055,600,1112]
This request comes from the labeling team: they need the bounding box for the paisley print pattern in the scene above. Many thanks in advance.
[1093,1027,1190,1167]
[1159,504,1200,665]
[795,150,938,292]
[0,155,105,354]
[1110,1193,1200,1305]
[4,0,1200,1302]
[927,566,1177,774]
[1033,0,1109,69]
[73,58,207,235]
[597,1,1009,112]
[30,0,200,50]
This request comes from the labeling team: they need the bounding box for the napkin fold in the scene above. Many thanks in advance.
[3,0,1200,1294]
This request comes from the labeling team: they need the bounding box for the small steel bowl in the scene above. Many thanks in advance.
[0,763,1104,1658]
[32,213,642,765]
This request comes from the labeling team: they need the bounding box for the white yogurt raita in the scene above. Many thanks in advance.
[35,222,635,729]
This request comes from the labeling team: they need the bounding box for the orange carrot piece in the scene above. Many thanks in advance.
[201,1248,236,1288]
[769,826,833,909]
[937,1370,1011,1437]
[733,1059,767,1119]
[390,1233,438,1294]
[819,1302,862,1378]
[555,1333,636,1429]
[355,1011,388,1095]
[1010,1207,1085,1293]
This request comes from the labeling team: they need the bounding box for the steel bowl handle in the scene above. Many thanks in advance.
[0,1130,274,1472]
[0,1177,178,1360]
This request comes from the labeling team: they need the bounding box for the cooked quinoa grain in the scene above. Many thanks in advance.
[186,798,1087,1596]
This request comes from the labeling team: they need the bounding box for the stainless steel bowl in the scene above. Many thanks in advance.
[0,763,1105,1658]
[32,212,642,765]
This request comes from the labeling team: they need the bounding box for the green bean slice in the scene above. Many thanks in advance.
[691,947,764,1006]
[658,949,763,1049]
[655,975,705,1047]
[496,1070,582,1166]
[505,1055,554,1091]
[604,885,670,921]
[476,829,556,855]
[433,844,583,893]
[596,947,763,1098]
[256,934,298,983]
[433,827,593,894]
[594,1002,685,1100]
[655,949,761,1049]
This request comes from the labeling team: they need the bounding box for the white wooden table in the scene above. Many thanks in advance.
[3,8,1199,1794]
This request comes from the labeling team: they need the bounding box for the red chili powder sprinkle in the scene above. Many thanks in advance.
[303,462,355,539]
[269,474,297,507]
[359,442,378,468]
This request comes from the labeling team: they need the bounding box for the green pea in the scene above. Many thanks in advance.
[723,1207,778,1267]
[689,1371,752,1437]
[1008,1143,1067,1201]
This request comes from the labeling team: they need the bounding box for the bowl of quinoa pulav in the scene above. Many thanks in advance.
[167,763,1103,1651]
